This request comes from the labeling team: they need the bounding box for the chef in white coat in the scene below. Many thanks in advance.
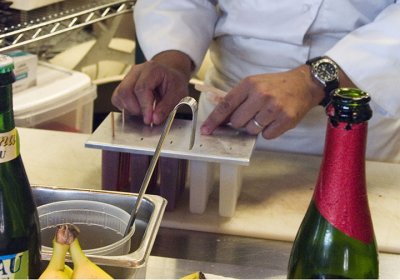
[112,0,400,163]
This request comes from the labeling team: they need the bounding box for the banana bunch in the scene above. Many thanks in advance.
[39,224,113,279]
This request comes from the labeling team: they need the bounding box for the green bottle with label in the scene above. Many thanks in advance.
[0,54,41,279]
[287,88,378,278]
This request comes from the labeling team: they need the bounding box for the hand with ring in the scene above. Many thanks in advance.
[200,65,324,139]
[252,118,264,129]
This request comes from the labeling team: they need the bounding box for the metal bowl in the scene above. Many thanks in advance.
[32,185,167,279]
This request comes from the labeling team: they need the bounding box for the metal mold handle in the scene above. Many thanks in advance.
[124,96,198,236]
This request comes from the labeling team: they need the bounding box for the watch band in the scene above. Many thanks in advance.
[306,56,340,107]
[322,79,339,107]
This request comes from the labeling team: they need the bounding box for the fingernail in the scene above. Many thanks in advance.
[153,113,159,125]
[200,125,211,135]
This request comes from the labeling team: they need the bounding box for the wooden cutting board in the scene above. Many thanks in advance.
[161,150,400,254]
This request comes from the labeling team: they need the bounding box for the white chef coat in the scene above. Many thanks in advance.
[134,0,400,163]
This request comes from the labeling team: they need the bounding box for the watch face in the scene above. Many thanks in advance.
[315,60,338,83]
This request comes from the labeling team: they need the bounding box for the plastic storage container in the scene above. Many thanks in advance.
[38,200,135,256]
[13,62,97,133]
[11,0,63,11]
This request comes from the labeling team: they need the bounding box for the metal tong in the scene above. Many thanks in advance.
[124,96,198,236]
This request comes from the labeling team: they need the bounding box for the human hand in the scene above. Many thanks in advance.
[111,51,193,125]
[200,65,324,139]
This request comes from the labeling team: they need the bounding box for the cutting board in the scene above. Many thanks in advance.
[161,149,400,254]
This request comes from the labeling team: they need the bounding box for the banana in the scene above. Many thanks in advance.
[39,225,74,279]
[63,264,73,278]
[66,224,113,279]
[39,223,113,279]
[181,271,206,279]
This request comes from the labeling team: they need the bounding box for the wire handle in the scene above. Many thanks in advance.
[124,96,198,236]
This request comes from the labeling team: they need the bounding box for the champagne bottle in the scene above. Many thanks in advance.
[287,88,378,279]
[0,54,41,278]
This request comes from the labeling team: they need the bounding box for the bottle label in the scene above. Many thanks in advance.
[0,251,29,279]
[0,129,19,163]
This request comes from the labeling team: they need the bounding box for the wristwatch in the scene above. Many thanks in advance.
[306,56,340,107]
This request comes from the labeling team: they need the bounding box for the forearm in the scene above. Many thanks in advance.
[338,67,356,89]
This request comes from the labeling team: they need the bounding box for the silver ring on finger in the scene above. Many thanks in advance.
[252,118,264,129]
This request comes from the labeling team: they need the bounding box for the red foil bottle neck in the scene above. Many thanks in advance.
[314,120,374,243]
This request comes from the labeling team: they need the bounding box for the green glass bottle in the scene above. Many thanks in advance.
[0,54,41,278]
[287,88,378,279]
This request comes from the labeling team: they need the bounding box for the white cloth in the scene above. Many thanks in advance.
[134,0,400,163]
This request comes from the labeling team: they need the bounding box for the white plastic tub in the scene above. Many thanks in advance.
[13,62,96,133]
[11,0,63,11]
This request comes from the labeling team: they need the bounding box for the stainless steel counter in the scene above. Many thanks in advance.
[145,228,400,279]
[18,128,400,279]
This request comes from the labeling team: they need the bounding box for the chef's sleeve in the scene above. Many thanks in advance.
[326,3,400,118]
[134,0,218,72]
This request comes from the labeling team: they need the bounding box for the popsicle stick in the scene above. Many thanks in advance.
[151,100,156,128]
[111,111,115,138]
[122,108,125,128]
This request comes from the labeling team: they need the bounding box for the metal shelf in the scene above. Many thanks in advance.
[0,0,135,52]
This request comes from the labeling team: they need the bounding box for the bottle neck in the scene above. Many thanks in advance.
[0,80,15,133]
[313,120,374,243]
